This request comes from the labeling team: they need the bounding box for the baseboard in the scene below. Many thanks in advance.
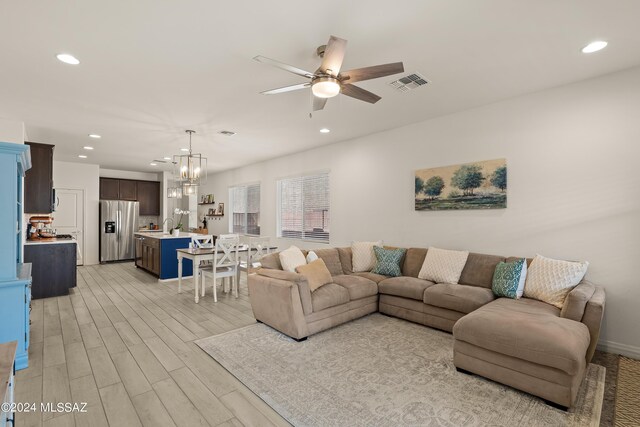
[597,340,640,359]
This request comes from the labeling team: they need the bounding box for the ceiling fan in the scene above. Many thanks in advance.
[254,35,404,111]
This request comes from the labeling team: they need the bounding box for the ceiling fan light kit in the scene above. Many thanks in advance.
[255,35,404,111]
[311,77,341,98]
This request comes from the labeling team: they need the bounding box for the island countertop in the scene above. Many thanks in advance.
[134,231,201,239]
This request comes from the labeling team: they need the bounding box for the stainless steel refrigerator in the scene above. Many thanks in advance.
[100,200,139,262]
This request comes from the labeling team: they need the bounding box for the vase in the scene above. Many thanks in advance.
[171,229,180,237]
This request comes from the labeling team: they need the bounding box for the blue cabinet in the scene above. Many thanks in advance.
[160,238,193,280]
[0,142,32,370]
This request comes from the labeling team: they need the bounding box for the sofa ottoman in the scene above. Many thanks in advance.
[453,298,591,408]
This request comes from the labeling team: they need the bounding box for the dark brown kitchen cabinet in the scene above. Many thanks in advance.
[24,142,54,213]
[137,181,160,215]
[99,178,120,199]
[118,179,137,200]
[136,235,160,275]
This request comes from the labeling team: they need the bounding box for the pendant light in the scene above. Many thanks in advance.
[174,130,207,191]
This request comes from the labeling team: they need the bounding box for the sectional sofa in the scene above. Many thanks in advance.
[248,246,605,409]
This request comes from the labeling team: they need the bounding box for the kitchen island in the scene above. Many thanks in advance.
[24,238,77,299]
[134,232,202,280]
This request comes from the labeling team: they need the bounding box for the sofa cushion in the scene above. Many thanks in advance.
[260,252,283,270]
[311,283,350,312]
[453,298,591,375]
[332,275,378,300]
[424,283,495,314]
[524,254,589,309]
[418,247,469,284]
[459,253,506,289]
[402,248,428,278]
[371,246,406,277]
[313,248,345,277]
[351,272,389,283]
[378,276,436,301]
[337,247,353,274]
[351,241,383,272]
[296,259,333,292]
[491,258,527,299]
[279,246,307,272]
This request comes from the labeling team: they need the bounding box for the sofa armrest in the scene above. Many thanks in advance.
[582,285,605,363]
[256,269,313,315]
[248,273,310,340]
[561,281,596,322]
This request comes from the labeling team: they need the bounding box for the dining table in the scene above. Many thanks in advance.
[176,244,278,303]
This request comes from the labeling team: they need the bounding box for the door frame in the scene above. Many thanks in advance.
[55,187,86,266]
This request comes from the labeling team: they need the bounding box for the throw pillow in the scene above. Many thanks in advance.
[418,247,469,284]
[279,246,307,273]
[524,254,589,309]
[306,250,318,263]
[296,259,333,292]
[351,241,383,272]
[371,246,407,277]
[492,258,527,299]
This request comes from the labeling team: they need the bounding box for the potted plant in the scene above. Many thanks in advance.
[172,208,190,236]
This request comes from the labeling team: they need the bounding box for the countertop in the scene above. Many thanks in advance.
[135,231,201,240]
[25,238,77,245]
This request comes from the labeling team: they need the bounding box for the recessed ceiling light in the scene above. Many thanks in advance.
[163,156,171,160]
[83,146,94,150]
[56,53,80,65]
[180,148,189,152]
[88,134,101,139]
[150,162,157,166]
[320,128,331,133]
[78,155,87,159]
[582,41,608,54]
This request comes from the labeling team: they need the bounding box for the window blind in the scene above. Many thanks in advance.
[229,183,260,235]
[277,172,330,242]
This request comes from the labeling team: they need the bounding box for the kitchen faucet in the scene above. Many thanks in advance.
[162,217,174,232]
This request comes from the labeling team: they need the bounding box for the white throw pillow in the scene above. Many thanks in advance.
[524,254,589,309]
[351,241,383,272]
[279,246,307,273]
[306,251,318,263]
[418,247,469,284]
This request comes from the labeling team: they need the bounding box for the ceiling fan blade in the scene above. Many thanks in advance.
[253,55,314,78]
[260,82,310,95]
[312,96,328,111]
[340,62,404,84]
[340,84,382,104]
[319,36,347,76]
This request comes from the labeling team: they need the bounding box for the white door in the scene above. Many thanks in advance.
[53,188,84,265]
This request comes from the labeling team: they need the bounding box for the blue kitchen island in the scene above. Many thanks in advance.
[135,232,201,280]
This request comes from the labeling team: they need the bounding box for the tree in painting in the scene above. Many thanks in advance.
[423,176,445,200]
[415,176,424,196]
[450,164,485,196]
[490,165,507,192]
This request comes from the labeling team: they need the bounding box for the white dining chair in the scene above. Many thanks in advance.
[238,236,272,282]
[190,234,214,249]
[200,234,240,301]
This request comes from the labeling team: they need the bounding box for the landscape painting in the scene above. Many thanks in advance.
[415,158,507,210]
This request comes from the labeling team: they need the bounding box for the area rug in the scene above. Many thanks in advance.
[615,356,640,426]
[196,314,605,427]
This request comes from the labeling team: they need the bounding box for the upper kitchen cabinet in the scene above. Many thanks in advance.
[100,178,160,215]
[24,142,54,213]
[137,180,160,215]
[99,178,120,199]
[118,179,137,200]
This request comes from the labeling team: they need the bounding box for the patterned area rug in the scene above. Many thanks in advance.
[196,314,605,427]
[615,356,640,426]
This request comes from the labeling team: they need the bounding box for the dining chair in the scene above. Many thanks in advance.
[238,236,272,282]
[190,234,214,249]
[200,234,240,301]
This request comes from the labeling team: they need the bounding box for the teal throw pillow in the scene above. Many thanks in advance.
[492,258,527,299]
[371,246,406,277]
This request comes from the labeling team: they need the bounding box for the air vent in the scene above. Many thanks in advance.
[219,130,236,136]
[389,73,429,92]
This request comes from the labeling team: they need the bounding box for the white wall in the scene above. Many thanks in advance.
[54,161,100,265]
[0,117,25,144]
[199,66,640,357]
[99,168,159,181]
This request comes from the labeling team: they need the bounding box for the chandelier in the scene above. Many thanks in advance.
[175,129,207,189]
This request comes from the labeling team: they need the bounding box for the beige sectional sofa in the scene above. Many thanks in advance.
[248,246,605,409]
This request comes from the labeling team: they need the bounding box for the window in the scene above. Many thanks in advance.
[228,183,260,235]
[277,172,330,242]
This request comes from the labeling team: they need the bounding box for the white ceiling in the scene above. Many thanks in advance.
[1,1,640,173]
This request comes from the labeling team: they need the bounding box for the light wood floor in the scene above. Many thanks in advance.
[15,262,291,427]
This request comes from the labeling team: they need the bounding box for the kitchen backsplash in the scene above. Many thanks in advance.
[138,216,160,229]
